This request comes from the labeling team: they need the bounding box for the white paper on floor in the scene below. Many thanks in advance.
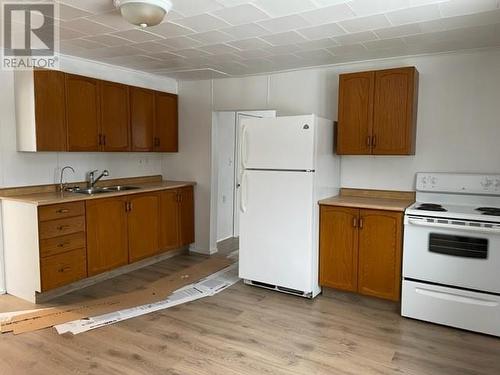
[55,263,240,335]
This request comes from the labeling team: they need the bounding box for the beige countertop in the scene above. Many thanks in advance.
[0,179,195,206]
[319,188,415,212]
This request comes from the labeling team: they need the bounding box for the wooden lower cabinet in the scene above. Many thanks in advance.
[319,206,403,301]
[86,197,129,276]
[128,193,160,262]
[179,186,195,246]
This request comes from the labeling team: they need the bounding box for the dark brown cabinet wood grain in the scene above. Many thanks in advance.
[155,92,178,152]
[130,87,155,152]
[100,81,130,152]
[33,70,67,151]
[337,67,418,155]
[65,74,101,151]
[319,206,403,301]
[128,193,160,262]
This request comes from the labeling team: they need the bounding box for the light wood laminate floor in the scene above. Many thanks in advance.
[0,252,499,375]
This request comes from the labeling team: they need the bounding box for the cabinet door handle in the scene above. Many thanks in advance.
[125,201,129,212]
[129,202,133,211]
[98,134,102,146]
[56,209,69,214]
[103,135,106,146]
[57,225,70,231]
[57,242,70,248]
[359,218,364,229]
[58,266,71,273]
[371,135,376,148]
[366,136,371,147]
[353,217,358,228]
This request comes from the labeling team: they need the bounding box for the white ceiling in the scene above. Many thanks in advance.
[3,0,500,80]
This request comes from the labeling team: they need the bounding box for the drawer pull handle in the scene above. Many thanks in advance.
[57,242,70,248]
[56,209,69,213]
[58,266,71,273]
[57,225,70,231]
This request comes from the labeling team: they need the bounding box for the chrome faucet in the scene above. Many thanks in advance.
[59,166,75,192]
[87,169,109,189]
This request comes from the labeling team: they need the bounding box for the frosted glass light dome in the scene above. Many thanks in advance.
[114,0,172,28]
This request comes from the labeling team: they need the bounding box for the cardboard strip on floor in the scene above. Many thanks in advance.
[0,257,234,335]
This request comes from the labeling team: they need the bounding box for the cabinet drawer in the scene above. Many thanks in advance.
[39,232,86,258]
[40,248,87,291]
[38,201,85,221]
[39,216,85,239]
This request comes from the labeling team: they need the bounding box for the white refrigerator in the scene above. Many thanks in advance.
[238,114,340,298]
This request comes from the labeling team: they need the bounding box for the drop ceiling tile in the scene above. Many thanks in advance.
[228,37,272,50]
[298,23,345,40]
[207,53,244,63]
[147,22,196,37]
[169,0,223,16]
[220,23,270,39]
[296,38,339,51]
[301,4,355,25]
[260,31,307,45]
[348,0,411,17]
[172,14,230,32]
[439,0,500,17]
[84,45,144,59]
[333,31,379,45]
[164,69,229,81]
[328,43,367,56]
[58,4,93,20]
[113,29,160,43]
[386,4,442,25]
[60,39,106,50]
[253,0,317,17]
[58,26,86,40]
[199,43,241,54]
[83,34,131,47]
[295,48,334,59]
[176,48,214,58]
[313,0,352,6]
[62,18,117,35]
[148,51,185,60]
[86,10,136,31]
[190,30,235,44]
[132,41,170,53]
[363,37,407,50]
[374,23,423,39]
[339,14,391,32]
[58,0,116,14]
[234,48,273,59]
[263,44,302,55]
[216,0,252,6]
[213,4,270,25]
[258,14,310,33]
[157,36,202,49]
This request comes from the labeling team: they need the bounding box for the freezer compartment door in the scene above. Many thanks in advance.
[240,115,315,170]
[239,170,315,292]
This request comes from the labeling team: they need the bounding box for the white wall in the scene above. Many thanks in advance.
[169,48,500,253]
[0,55,177,292]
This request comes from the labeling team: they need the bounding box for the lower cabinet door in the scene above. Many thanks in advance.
[179,186,195,247]
[86,197,129,276]
[159,189,180,251]
[358,209,403,301]
[319,206,359,292]
[128,193,160,262]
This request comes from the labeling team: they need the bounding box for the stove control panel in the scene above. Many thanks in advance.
[416,173,500,195]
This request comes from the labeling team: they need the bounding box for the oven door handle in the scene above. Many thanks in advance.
[407,218,500,235]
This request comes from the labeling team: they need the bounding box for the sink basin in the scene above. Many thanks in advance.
[72,186,140,195]
[102,185,140,191]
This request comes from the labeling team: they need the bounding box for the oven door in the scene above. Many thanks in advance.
[403,215,500,294]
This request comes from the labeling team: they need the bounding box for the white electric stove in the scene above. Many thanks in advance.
[402,173,500,336]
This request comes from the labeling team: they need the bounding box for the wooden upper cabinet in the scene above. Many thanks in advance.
[33,70,67,151]
[154,92,178,152]
[337,71,375,155]
[373,67,418,155]
[130,87,155,152]
[336,66,418,155]
[179,186,195,247]
[128,193,160,262]
[159,189,180,251]
[357,209,403,301]
[86,197,129,276]
[319,206,359,292]
[100,81,130,152]
[66,74,100,151]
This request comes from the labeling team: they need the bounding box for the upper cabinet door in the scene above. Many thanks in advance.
[337,71,375,155]
[130,87,155,152]
[33,70,67,151]
[100,81,130,152]
[66,74,100,151]
[154,92,178,152]
[373,67,418,155]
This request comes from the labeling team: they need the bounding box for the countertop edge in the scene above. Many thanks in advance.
[318,196,414,212]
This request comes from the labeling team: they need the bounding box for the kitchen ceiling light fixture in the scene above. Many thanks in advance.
[114,0,172,28]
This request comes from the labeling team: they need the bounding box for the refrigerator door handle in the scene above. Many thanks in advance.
[241,125,249,170]
[240,171,248,213]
